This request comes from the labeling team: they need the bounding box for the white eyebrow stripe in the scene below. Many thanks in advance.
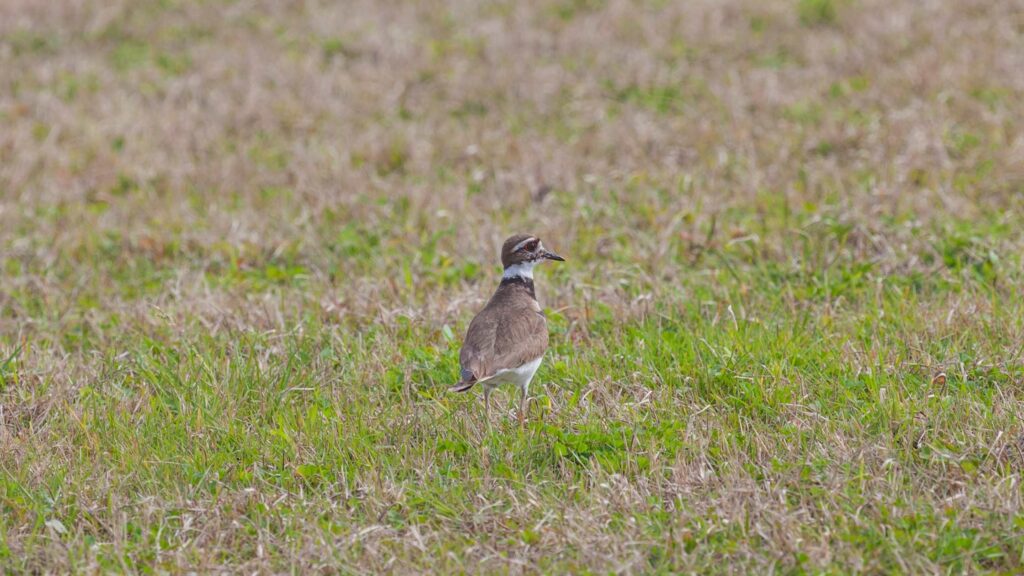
[512,237,538,253]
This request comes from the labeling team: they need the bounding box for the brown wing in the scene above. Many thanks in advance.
[490,305,547,376]
[458,308,498,384]
[459,295,548,383]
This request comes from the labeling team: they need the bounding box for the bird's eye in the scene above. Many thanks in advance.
[524,241,538,252]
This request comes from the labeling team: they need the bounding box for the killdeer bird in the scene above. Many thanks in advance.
[450,234,564,425]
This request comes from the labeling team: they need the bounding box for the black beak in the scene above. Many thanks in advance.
[541,249,565,262]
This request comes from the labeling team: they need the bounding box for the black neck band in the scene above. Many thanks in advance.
[500,275,535,298]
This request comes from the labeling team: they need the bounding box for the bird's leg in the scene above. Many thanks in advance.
[518,386,527,428]
[484,387,492,428]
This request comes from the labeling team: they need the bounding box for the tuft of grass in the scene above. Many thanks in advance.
[610,83,686,115]
[110,39,152,71]
[798,0,838,27]
[550,0,607,22]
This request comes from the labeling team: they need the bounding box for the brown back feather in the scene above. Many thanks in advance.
[459,281,548,384]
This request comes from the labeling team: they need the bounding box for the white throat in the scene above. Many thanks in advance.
[503,260,538,280]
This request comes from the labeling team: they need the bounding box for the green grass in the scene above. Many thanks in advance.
[3,212,1023,571]
[2,0,1024,572]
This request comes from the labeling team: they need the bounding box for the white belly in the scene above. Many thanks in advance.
[483,356,543,391]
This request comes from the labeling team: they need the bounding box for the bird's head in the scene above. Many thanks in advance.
[500,234,564,278]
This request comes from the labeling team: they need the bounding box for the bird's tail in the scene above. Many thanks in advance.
[449,368,476,392]
[449,380,475,393]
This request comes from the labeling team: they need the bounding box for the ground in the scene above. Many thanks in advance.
[1,0,1024,573]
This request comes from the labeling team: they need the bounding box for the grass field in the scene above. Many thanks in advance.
[2,0,1024,572]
